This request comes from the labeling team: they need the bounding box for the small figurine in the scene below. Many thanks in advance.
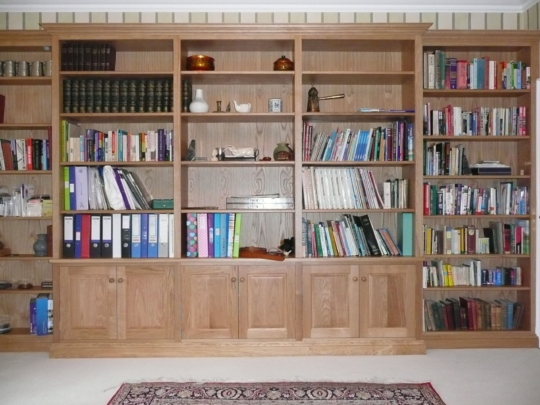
[226,102,231,112]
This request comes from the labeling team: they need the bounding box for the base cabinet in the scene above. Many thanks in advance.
[303,264,415,339]
[181,265,296,340]
[57,264,174,341]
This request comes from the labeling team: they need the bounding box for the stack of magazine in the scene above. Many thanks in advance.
[225,194,293,209]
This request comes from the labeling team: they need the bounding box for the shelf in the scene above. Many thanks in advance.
[60,210,173,215]
[423,175,529,179]
[303,71,415,85]
[423,89,529,97]
[180,71,294,85]
[0,287,53,294]
[0,170,51,175]
[424,286,530,291]
[181,112,295,123]
[303,112,415,122]
[0,77,51,86]
[0,216,52,220]
[423,136,530,142]
[304,209,415,213]
[181,160,294,168]
[60,113,173,123]
[61,71,173,79]
[182,208,295,213]
[0,328,53,341]
[0,254,51,260]
[424,214,530,219]
[303,161,414,166]
[0,123,51,130]
[424,254,529,258]
[60,161,173,167]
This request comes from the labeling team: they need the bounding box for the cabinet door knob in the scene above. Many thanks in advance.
[240,277,245,282]
[109,278,115,283]
[117,278,124,283]
[231,277,237,282]
[353,277,358,282]
[361,277,367,282]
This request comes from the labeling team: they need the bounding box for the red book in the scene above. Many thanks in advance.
[81,214,91,258]
[0,140,13,170]
[25,138,33,170]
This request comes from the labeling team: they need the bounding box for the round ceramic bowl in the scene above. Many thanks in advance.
[186,55,215,71]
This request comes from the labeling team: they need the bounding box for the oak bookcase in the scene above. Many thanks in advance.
[0,24,537,357]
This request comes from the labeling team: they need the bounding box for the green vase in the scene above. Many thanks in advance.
[273,143,293,161]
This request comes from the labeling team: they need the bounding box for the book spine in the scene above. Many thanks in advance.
[186,213,198,257]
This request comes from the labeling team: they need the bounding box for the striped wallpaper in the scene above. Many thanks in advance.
[0,8,539,30]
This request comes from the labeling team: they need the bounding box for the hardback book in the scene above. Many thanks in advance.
[207,213,214,258]
[63,79,72,113]
[397,212,413,256]
[78,43,85,72]
[120,80,129,113]
[102,80,111,113]
[91,44,99,71]
[227,213,236,258]
[353,214,382,256]
[186,213,198,257]
[128,79,137,113]
[84,43,92,71]
[197,213,208,258]
[71,79,79,113]
[111,80,120,113]
[136,79,146,113]
[94,79,103,113]
[155,79,163,112]
[146,79,155,113]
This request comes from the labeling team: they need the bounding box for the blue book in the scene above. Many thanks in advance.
[322,131,338,161]
[69,166,76,210]
[147,213,158,258]
[213,213,221,258]
[140,213,149,258]
[220,213,229,258]
[397,212,413,256]
[35,293,49,336]
[74,214,82,258]
[131,213,142,258]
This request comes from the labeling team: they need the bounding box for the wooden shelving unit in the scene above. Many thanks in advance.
[0,31,53,351]
[420,30,539,348]
[0,24,536,357]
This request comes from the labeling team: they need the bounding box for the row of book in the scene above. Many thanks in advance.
[303,213,412,258]
[63,213,174,258]
[63,125,174,163]
[0,138,51,171]
[302,167,408,210]
[423,183,529,216]
[29,293,53,336]
[423,298,524,331]
[64,165,153,211]
[61,42,116,71]
[185,212,242,258]
[423,51,530,90]
[423,104,527,136]
[423,259,522,287]
[63,78,173,114]
[423,221,530,255]
[423,142,469,176]
[302,121,414,162]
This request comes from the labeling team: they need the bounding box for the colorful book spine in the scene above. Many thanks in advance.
[232,213,242,258]
[207,213,214,258]
[197,213,209,258]
[186,213,198,258]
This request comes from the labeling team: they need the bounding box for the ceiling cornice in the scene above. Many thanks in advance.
[0,3,536,14]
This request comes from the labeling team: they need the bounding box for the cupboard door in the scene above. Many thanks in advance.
[359,265,415,338]
[238,265,295,339]
[303,265,359,338]
[117,265,175,340]
[58,265,117,340]
[181,265,238,339]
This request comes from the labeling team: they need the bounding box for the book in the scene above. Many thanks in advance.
[197,213,208,258]
[397,212,413,256]
[35,293,50,336]
[353,215,381,256]
[186,213,198,258]
[232,213,242,258]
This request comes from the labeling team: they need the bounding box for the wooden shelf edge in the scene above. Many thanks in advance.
[50,339,426,358]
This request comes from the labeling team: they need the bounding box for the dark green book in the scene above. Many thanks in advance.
[136,79,146,113]
[72,42,79,70]
[128,80,137,113]
[99,44,107,71]
[154,79,163,112]
[119,80,128,113]
[61,43,68,71]
[102,79,111,113]
[63,79,72,113]
[111,79,120,113]
[71,79,79,113]
[84,43,92,71]
[181,79,191,112]
[66,42,74,71]
[162,79,170,112]
[146,79,155,113]
[78,43,85,71]
[78,79,86,113]
[94,79,103,113]
[85,79,94,113]
[91,44,99,71]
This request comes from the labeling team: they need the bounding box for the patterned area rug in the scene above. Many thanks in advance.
[107,382,446,405]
